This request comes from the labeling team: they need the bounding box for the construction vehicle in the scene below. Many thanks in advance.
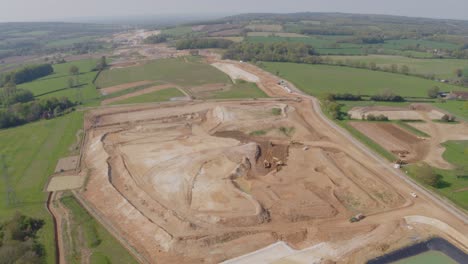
[349,213,365,223]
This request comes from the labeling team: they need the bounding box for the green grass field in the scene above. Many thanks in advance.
[433,101,468,121]
[18,59,101,106]
[96,57,231,88]
[262,62,464,98]
[394,250,457,264]
[162,26,194,37]
[406,140,468,210]
[327,55,468,79]
[381,39,459,51]
[0,112,84,263]
[209,81,268,99]
[61,194,137,264]
[110,88,184,105]
[245,35,459,57]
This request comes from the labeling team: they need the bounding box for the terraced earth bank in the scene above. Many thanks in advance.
[77,100,408,263]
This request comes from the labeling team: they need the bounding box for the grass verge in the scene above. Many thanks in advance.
[395,121,430,137]
[60,193,138,264]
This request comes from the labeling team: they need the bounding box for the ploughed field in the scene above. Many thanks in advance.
[76,100,407,263]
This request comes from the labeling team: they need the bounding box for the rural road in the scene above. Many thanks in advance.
[284,81,468,225]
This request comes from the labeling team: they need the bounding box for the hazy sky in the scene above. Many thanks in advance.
[1,0,467,22]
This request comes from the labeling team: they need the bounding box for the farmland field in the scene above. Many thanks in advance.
[262,62,464,97]
[433,101,468,120]
[162,26,194,36]
[18,59,101,106]
[0,112,84,264]
[110,87,184,105]
[96,57,231,88]
[327,55,468,79]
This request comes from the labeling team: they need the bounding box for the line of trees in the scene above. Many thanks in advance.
[223,42,318,63]
[370,91,405,102]
[175,38,234,50]
[328,93,362,101]
[0,96,75,129]
[143,34,168,44]
[0,64,53,86]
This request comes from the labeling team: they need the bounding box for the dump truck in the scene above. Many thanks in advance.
[349,213,365,223]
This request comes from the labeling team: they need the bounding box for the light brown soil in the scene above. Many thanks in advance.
[71,56,468,264]
[54,156,80,173]
[349,122,430,162]
[99,81,153,95]
[348,105,445,120]
[408,117,468,169]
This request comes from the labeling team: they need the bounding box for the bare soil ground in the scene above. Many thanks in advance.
[349,122,429,162]
[348,105,445,120]
[407,118,468,169]
[211,63,260,83]
[68,56,467,264]
[99,81,154,95]
[47,175,85,192]
[54,156,79,173]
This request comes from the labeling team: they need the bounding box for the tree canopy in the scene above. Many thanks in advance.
[223,42,318,63]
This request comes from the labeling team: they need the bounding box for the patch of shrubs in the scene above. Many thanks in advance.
[440,114,456,122]
[0,212,45,264]
[331,93,362,101]
[370,93,405,102]
[143,34,168,44]
[366,114,389,121]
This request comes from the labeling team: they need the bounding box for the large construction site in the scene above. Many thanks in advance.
[48,58,468,263]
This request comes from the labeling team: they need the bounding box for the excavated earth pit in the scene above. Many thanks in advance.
[77,100,408,263]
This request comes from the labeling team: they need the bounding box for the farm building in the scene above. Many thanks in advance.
[446,91,468,100]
